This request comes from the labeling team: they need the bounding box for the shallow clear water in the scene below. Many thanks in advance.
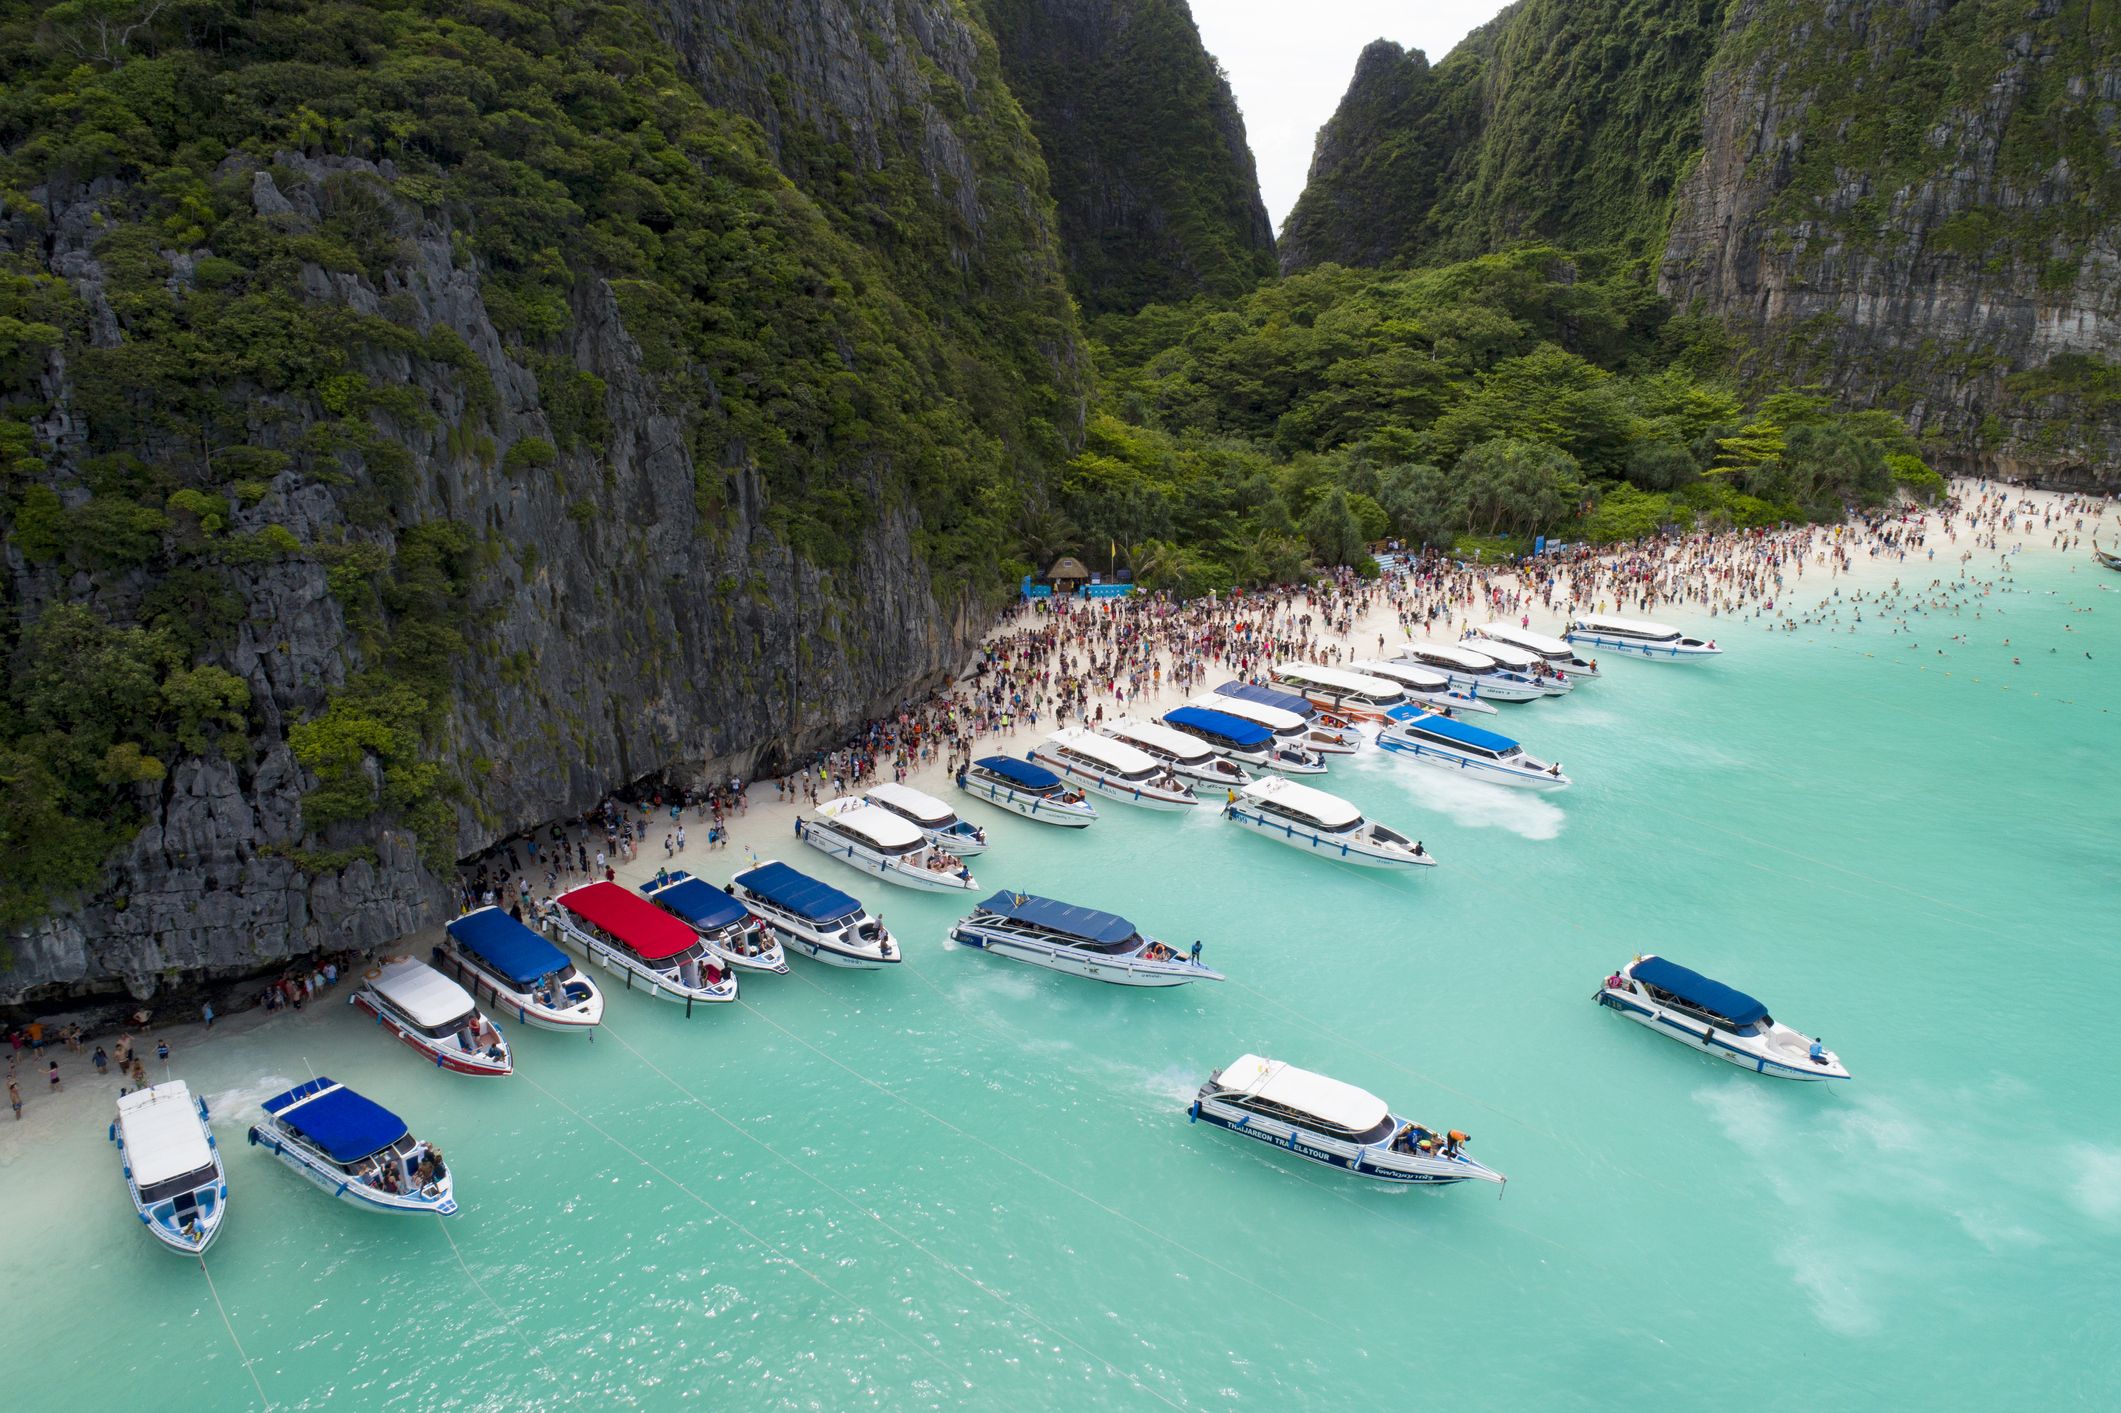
[6,552,2117,1409]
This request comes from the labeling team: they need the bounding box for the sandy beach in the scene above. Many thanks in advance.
[5,478,2108,1150]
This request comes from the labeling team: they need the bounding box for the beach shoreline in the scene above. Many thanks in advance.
[4,478,2108,1147]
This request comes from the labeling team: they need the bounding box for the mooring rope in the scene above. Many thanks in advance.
[198,1254,272,1410]
[434,1211,561,1390]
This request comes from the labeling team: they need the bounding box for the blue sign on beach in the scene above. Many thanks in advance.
[1079,584,1133,600]
[1020,576,1053,599]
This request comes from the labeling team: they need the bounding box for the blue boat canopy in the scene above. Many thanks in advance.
[445,906,569,988]
[644,872,749,932]
[975,891,1136,944]
[262,1078,408,1163]
[1216,680,1317,718]
[1404,713,1519,754]
[1632,958,1769,1026]
[974,755,1062,789]
[737,860,862,924]
[1163,705,1273,748]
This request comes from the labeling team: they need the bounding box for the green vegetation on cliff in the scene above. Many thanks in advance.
[0,0,1082,924]
[1279,0,1727,272]
[1045,248,1935,595]
[978,0,1277,313]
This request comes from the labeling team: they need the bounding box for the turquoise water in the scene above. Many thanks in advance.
[5,552,2116,1409]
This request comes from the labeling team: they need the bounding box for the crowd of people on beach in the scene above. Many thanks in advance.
[8,480,2108,1116]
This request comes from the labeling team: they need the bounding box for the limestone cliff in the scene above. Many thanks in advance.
[1281,0,2121,487]
[976,0,1277,313]
[1659,0,2121,487]
[0,0,1084,1003]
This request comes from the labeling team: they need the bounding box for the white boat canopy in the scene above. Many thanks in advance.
[1106,716,1214,763]
[813,797,928,849]
[864,781,955,827]
[1046,727,1161,775]
[1405,643,1501,672]
[1575,614,1681,640]
[1216,1054,1389,1134]
[1350,659,1451,692]
[1188,691,1305,732]
[1238,776,1362,829]
[1272,662,1406,700]
[1475,622,1575,657]
[372,959,478,1029]
[1460,638,1543,671]
[116,1084,214,1189]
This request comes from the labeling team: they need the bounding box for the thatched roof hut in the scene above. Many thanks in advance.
[1045,556,1091,586]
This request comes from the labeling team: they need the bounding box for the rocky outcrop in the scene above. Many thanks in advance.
[1282,0,2121,487]
[1659,0,2121,487]
[1279,2,1725,274]
[977,0,1277,313]
[0,0,1084,1005]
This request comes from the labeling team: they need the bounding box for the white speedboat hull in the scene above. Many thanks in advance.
[431,943,605,1032]
[1028,748,1198,811]
[1375,730,1572,790]
[349,989,513,1076]
[1222,803,1435,869]
[1596,987,1847,1080]
[950,923,1223,987]
[247,1126,458,1215]
[551,919,739,1010]
[1565,630,1722,661]
[1399,661,1545,702]
[1189,1097,1502,1186]
[795,817,980,891]
[956,771,1098,826]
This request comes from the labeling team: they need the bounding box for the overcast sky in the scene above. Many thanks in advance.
[1191,1,1509,232]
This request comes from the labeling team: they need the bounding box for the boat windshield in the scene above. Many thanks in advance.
[138,1161,218,1205]
[1258,800,1358,834]
[822,819,923,857]
[1231,1094,1396,1145]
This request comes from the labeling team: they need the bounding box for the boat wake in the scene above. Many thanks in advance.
[1351,753,1565,840]
[208,1074,299,1121]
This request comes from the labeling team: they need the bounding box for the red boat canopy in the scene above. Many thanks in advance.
[557,881,698,961]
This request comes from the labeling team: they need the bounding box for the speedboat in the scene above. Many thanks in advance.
[863,781,989,856]
[552,880,739,1011]
[350,956,512,1075]
[437,906,604,1033]
[730,859,900,968]
[1157,705,1274,765]
[1459,636,1573,695]
[1377,713,1571,790]
[1102,715,1253,791]
[1222,776,1435,869]
[1596,955,1847,1080]
[1209,682,1363,752]
[641,869,789,974]
[1267,662,1408,723]
[1194,688,1352,757]
[1189,1055,1504,1189]
[1565,614,1722,661]
[951,891,1225,987]
[1396,644,1546,701]
[248,1077,457,1215]
[1028,729,1199,810]
[1473,621,1601,680]
[956,755,1099,827]
[1349,658,1501,716]
[111,1082,227,1254]
[798,796,981,890]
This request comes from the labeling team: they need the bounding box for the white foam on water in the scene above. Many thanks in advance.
[1352,752,1567,840]
[2063,1143,2121,1226]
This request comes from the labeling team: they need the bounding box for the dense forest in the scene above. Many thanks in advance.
[0,0,1944,959]
[1042,248,1941,597]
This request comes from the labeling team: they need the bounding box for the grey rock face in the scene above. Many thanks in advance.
[1658,0,2121,488]
[0,2,1077,1006]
